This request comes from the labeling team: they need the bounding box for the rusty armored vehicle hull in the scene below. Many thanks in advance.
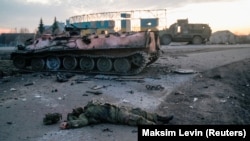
[11,31,160,75]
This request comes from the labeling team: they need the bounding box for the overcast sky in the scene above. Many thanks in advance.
[0,0,249,35]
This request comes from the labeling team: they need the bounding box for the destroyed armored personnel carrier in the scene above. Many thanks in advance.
[11,30,160,75]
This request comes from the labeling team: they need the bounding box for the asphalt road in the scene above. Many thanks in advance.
[0,44,250,141]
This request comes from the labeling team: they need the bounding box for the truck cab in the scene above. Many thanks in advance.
[159,19,212,45]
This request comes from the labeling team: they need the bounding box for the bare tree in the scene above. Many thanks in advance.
[19,28,30,33]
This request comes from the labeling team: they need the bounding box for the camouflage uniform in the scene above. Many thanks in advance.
[63,101,173,129]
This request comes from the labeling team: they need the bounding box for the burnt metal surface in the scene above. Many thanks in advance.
[11,31,161,75]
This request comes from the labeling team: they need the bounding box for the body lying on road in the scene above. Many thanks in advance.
[59,100,174,129]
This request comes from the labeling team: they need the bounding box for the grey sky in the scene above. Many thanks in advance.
[0,0,248,34]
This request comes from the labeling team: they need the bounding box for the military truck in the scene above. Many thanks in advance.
[159,19,212,45]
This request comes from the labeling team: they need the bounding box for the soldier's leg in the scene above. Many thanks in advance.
[130,108,158,122]
[130,108,173,124]
[117,110,156,126]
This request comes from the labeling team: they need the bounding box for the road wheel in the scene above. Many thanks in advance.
[63,56,77,70]
[31,58,45,71]
[192,36,202,45]
[97,58,112,72]
[46,56,61,70]
[13,56,26,69]
[79,57,95,71]
[160,34,171,45]
[132,53,144,66]
[114,58,131,73]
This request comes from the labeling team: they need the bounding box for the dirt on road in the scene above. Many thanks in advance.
[158,58,250,124]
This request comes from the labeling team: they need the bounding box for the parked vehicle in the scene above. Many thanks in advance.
[159,19,212,45]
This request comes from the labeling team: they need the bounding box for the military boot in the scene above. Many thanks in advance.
[157,115,174,124]
[43,113,62,125]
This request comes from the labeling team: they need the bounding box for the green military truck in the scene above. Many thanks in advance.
[159,19,212,45]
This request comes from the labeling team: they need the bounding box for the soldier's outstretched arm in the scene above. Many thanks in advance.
[60,114,89,129]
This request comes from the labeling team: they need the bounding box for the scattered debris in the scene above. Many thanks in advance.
[42,72,52,77]
[122,99,129,103]
[64,73,75,79]
[52,89,58,93]
[91,85,105,90]
[145,85,164,91]
[74,76,91,83]
[6,122,13,125]
[85,91,103,95]
[174,91,184,95]
[24,82,34,86]
[21,98,27,101]
[193,97,198,102]
[91,85,110,90]
[173,69,197,74]
[127,90,134,94]
[162,106,168,109]
[163,68,172,74]
[115,77,145,82]
[211,74,222,79]
[34,95,42,98]
[10,88,17,91]
[102,128,113,132]
[56,74,68,82]
[220,99,227,103]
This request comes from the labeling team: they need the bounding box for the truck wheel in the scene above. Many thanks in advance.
[160,35,171,45]
[192,36,202,45]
